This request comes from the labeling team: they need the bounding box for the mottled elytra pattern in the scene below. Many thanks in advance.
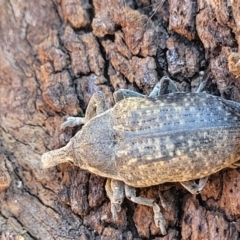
[112,93,240,187]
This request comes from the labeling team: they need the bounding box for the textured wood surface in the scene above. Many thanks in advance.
[1,0,240,239]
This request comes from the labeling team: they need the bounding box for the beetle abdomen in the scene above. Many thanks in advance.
[112,93,240,187]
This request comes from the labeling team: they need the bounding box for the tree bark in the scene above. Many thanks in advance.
[1,0,240,239]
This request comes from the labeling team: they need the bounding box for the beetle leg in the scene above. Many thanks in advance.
[105,179,125,221]
[105,179,119,220]
[195,81,207,93]
[149,76,179,97]
[159,191,167,210]
[85,91,108,119]
[113,89,145,102]
[180,177,208,194]
[111,179,125,205]
[61,91,108,130]
[124,184,167,235]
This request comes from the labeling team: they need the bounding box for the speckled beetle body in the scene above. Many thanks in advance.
[41,77,240,234]
[69,92,240,187]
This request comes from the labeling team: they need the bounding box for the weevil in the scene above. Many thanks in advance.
[41,77,240,234]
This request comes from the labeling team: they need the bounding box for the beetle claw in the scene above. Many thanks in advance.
[111,203,121,221]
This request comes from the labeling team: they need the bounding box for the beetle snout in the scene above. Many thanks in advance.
[41,141,75,169]
[41,152,55,169]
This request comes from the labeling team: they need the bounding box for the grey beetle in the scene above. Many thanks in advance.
[41,77,240,234]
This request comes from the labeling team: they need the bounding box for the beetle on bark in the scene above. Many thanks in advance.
[42,77,240,234]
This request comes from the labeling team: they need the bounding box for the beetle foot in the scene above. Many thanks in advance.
[153,203,167,235]
[111,203,121,221]
[61,117,85,130]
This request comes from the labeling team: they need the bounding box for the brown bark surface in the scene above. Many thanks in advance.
[1,0,240,239]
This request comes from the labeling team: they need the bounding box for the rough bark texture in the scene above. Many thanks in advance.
[1,0,240,239]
